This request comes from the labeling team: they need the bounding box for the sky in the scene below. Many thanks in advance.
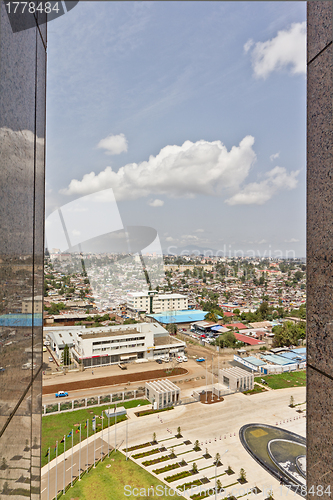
[46,1,306,258]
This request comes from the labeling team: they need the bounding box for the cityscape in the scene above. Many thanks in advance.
[0,1,332,500]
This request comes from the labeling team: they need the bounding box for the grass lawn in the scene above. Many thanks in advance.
[65,450,184,500]
[41,399,149,468]
[254,371,306,390]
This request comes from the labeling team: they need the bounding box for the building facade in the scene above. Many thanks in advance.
[0,4,47,498]
[145,379,180,409]
[127,291,188,313]
[69,322,186,367]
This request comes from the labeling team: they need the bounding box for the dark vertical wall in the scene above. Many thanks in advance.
[0,3,46,498]
[307,1,333,493]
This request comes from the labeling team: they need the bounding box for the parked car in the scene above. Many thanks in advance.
[156,358,162,364]
[177,357,183,363]
[55,391,68,398]
[196,357,205,362]
[48,356,53,362]
[182,356,188,362]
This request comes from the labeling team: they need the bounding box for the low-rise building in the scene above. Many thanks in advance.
[218,366,254,392]
[66,322,186,368]
[127,291,188,314]
[145,379,180,409]
[44,325,78,358]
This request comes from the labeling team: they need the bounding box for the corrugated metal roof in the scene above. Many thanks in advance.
[147,310,208,324]
[242,356,267,366]
[260,354,295,365]
[234,333,262,345]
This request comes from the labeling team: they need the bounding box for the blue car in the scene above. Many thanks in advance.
[55,391,68,397]
[196,357,205,362]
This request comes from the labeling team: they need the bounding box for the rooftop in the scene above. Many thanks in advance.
[147,309,208,324]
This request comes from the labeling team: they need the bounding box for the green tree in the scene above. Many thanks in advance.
[62,344,71,366]
[123,318,138,325]
[294,271,303,281]
[204,312,218,323]
[272,321,305,347]
[259,301,269,318]
[218,331,237,348]
[167,323,177,335]
[192,462,198,473]
[193,440,200,451]
[239,468,246,481]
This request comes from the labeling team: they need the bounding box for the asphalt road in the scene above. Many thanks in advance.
[42,358,209,405]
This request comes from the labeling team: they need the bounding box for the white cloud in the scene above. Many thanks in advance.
[165,236,175,242]
[284,238,299,243]
[246,22,306,79]
[194,229,204,233]
[225,166,300,206]
[148,199,164,207]
[270,152,280,162]
[243,39,254,54]
[257,239,267,245]
[61,136,257,200]
[97,133,128,155]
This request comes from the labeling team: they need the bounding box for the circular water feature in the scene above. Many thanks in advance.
[239,424,306,494]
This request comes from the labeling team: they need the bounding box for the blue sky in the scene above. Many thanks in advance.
[46,1,306,258]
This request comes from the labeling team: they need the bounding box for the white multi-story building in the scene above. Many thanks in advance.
[66,322,185,368]
[127,291,188,313]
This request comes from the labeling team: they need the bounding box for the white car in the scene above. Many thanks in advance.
[177,357,183,363]
[182,356,188,362]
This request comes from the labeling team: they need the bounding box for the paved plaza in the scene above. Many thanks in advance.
[42,387,306,500]
[41,386,306,499]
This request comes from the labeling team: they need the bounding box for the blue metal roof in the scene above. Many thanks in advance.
[260,354,295,366]
[278,351,306,362]
[291,347,306,355]
[147,310,208,324]
[243,356,267,366]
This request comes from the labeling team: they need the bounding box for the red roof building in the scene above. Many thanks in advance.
[234,333,262,345]
[223,311,235,317]
[225,322,248,329]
